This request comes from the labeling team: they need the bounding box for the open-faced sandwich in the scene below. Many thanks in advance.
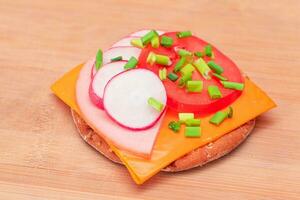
[51,29,276,184]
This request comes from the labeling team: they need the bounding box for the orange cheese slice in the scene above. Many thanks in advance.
[51,63,276,184]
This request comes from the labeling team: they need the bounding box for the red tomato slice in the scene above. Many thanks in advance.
[138,32,244,115]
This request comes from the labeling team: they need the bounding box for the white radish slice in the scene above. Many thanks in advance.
[130,29,165,37]
[103,69,166,130]
[91,46,141,77]
[89,61,127,109]
[112,36,138,47]
[76,59,164,156]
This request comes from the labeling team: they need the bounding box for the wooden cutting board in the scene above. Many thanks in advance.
[0,0,299,199]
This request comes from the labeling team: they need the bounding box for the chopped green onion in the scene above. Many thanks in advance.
[155,54,171,66]
[130,38,144,48]
[151,36,160,48]
[221,81,244,91]
[161,36,174,47]
[159,68,167,80]
[167,72,178,81]
[95,49,103,70]
[174,57,186,72]
[227,106,233,118]
[194,51,203,58]
[187,81,203,93]
[185,126,201,137]
[177,49,192,57]
[185,119,201,126]
[146,52,156,65]
[179,113,194,122]
[207,61,224,74]
[124,57,138,70]
[180,64,195,76]
[178,72,192,87]
[110,56,122,62]
[208,85,222,99]
[204,45,213,57]
[148,97,164,111]
[141,30,158,45]
[209,111,228,125]
[212,73,228,81]
[193,58,211,80]
[177,31,192,38]
[168,121,181,132]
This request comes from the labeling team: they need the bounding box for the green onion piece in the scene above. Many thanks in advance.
[130,38,144,48]
[204,45,213,57]
[141,30,158,45]
[209,111,228,125]
[159,68,167,80]
[178,113,194,122]
[95,49,103,70]
[212,73,228,81]
[124,57,138,70]
[177,49,192,57]
[168,121,181,132]
[187,81,203,93]
[161,36,174,47]
[155,54,171,66]
[110,56,122,62]
[180,63,195,76]
[167,72,178,82]
[193,58,211,80]
[207,61,224,74]
[174,57,186,72]
[148,97,164,111]
[151,36,160,48]
[227,106,233,118]
[185,119,201,126]
[221,81,244,91]
[185,126,201,138]
[178,72,192,87]
[146,52,156,65]
[177,31,192,38]
[194,51,203,58]
[208,85,222,99]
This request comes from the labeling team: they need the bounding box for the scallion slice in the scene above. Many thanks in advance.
[179,113,194,122]
[185,126,201,137]
[167,72,178,82]
[207,61,224,74]
[159,68,167,80]
[177,31,192,38]
[185,119,201,126]
[110,56,122,62]
[177,49,192,57]
[227,106,233,118]
[180,63,195,76]
[168,121,181,133]
[174,57,186,72]
[155,54,171,66]
[208,85,222,99]
[221,81,244,91]
[146,52,156,65]
[161,36,174,47]
[95,49,103,70]
[209,111,228,125]
[178,72,192,87]
[130,38,144,48]
[124,57,138,70]
[193,58,211,80]
[187,81,203,93]
[212,73,228,81]
[141,30,158,45]
[148,97,164,111]
[151,36,160,48]
[204,45,213,57]
[194,51,203,58]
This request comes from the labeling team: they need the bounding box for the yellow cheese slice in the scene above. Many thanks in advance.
[51,64,276,184]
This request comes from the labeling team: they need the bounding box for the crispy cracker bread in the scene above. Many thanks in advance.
[71,109,255,172]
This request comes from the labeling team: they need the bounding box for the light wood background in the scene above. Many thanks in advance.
[0,0,299,199]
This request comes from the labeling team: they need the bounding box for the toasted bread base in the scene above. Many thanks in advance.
[71,109,255,172]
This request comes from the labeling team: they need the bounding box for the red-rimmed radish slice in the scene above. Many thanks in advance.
[103,69,166,130]
[112,36,138,47]
[89,61,127,109]
[91,46,141,77]
[76,60,163,156]
[130,29,165,37]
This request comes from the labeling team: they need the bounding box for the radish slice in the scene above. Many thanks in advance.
[130,29,165,37]
[112,36,138,47]
[91,46,141,77]
[76,59,164,156]
[103,69,167,130]
[89,61,127,109]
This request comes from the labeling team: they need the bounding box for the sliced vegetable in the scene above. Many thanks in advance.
[130,38,144,48]
[193,58,211,80]
[227,106,233,118]
[177,31,192,38]
[185,119,201,126]
[177,49,192,57]
[185,126,201,137]
[174,57,186,72]
[178,72,192,87]
[194,51,203,58]
[148,97,164,111]
[180,64,195,76]
[146,52,156,65]
[155,54,171,66]
[168,121,181,132]
[159,68,167,80]
[178,113,194,122]
[209,111,228,125]
[221,81,245,91]
[141,30,158,45]
[161,36,174,47]
[95,49,103,70]
[111,56,123,62]
[151,36,160,48]
[204,45,213,57]
[208,85,222,99]
[207,61,224,74]
[124,57,138,70]
[212,73,228,81]
[167,72,178,82]
[187,81,203,93]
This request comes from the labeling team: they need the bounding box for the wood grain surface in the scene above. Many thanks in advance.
[0,0,299,199]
